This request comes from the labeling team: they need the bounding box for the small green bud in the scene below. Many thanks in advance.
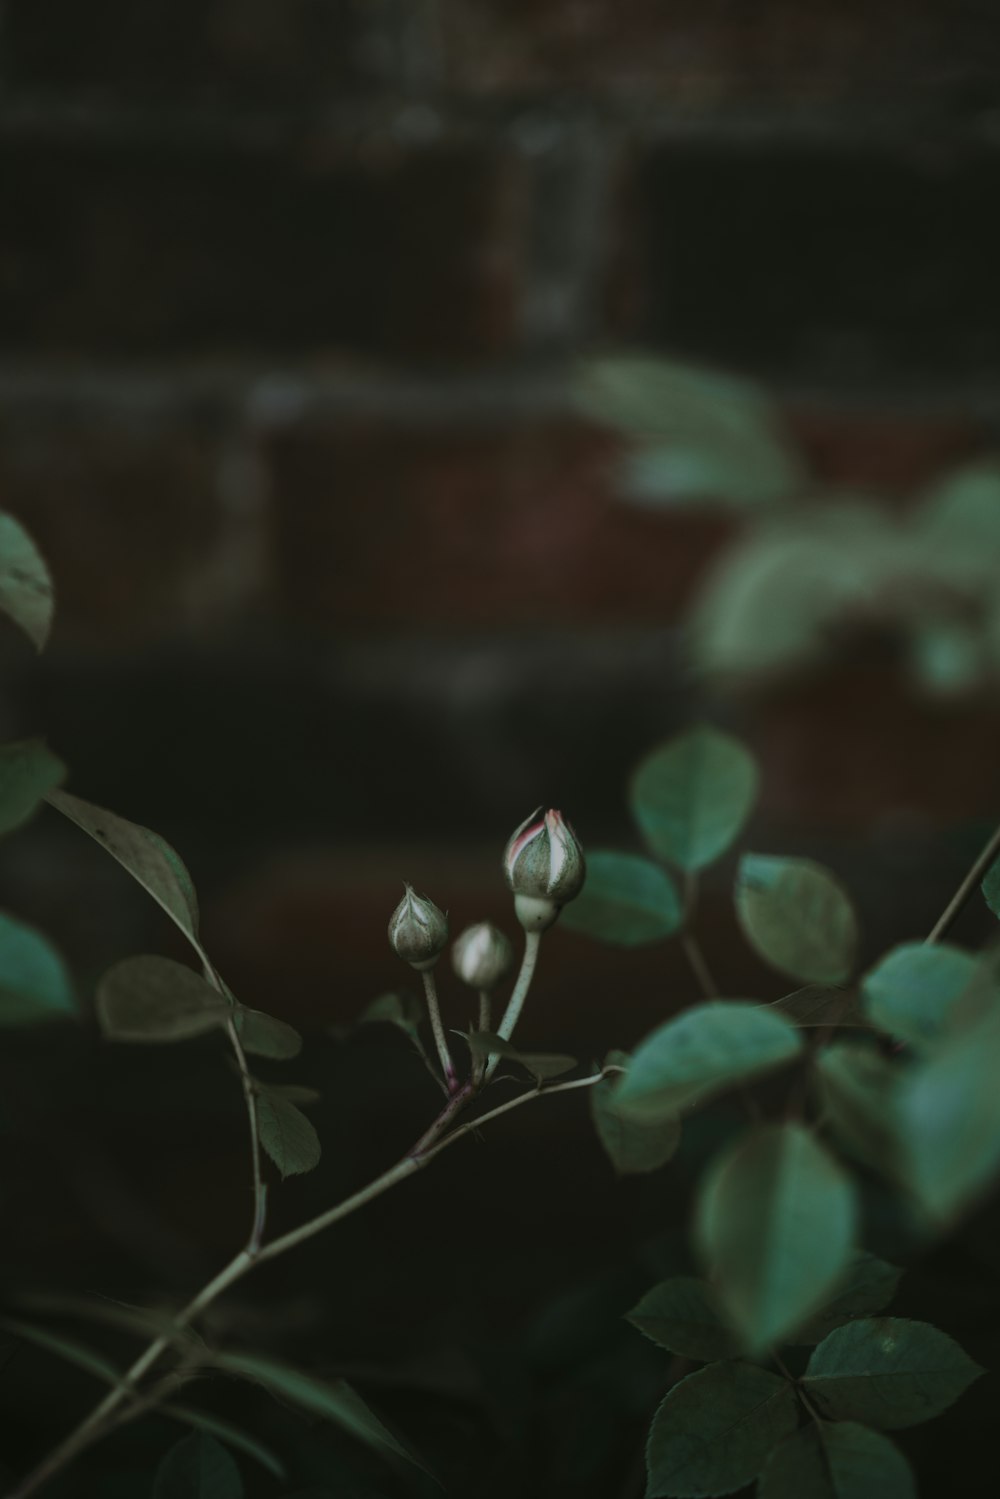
[388,884,449,971]
[502,808,586,931]
[451,921,513,991]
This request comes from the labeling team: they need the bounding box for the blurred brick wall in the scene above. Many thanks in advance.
[2,1,1000,1026]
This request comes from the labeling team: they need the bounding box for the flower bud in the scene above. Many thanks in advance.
[502,808,586,930]
[388,885,449,971]
[451,921,513,991]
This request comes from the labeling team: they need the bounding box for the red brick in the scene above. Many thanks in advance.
[0,417,236,647]
[266,415,731,629]
[0,139,523,358]
[438,0,996,106]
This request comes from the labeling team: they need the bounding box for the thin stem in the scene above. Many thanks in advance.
[772,1351,823,1429]
[682,875,760,1123]
[222,1015,266,1252]
[473,991,491,1084]
[485,930,541,1080]
[421,969,457,1092]
[926,818,1000,945]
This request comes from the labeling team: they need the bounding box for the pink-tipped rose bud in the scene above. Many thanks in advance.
[452,921,513,991]
[388,884,449,971]
[502,808,586,930]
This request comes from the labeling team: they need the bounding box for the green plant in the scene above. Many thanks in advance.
[2,509,998,1499]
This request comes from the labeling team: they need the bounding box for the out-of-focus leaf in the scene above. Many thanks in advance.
[151,1432,243,1498]
[862,942,994,1047]
[814,1042,900,1175]
[763,985,866,1029]
[0,511,55,651]
[788,1253,902,1346]
[463,1030,577,1081]
[0,910,76,1025]
[590,1050,680,1173]
[627,1277,742,1363]
[759,1421,916,1499]
[615,1002,801,1119]
[0,739,65,838]
[96,956,227,1044]
[736,854,858,985]
[561,850,683,945]
[696,1124,857,1352]
[160,1407,285,1481]
[0,1316,120,1385]
[234,1007,302,1060]
[629,726,758,873]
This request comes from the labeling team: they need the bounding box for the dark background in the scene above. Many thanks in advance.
[1,2,1000,1495]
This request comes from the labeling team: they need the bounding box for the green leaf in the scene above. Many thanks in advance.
[0,739,65,838]
[627,1278,742,1363]
[645,1360,798,1498]
[788,1253,902,1346]
[758,1422,916,1499]
[615,1002,802,1119]
[735,855,859,985]
[0,910,76,1025]
[629,726,759,872]
[575,358,803,510]
[0,511,55,651]
[214,1353,431,1479]
[590,1051,681,1173]
[982,855,1000,920]
[160,1408,285,1481]
[862,943,992,1047]
[46,788,204,964]
[894,1006,1000,1219]
[355,991,424,1037]
[463,1030,577,1081]
[763,985,867,1029]
[151,1432,243,1499]
[802,1317,983,1429]
[96,956,228,1044]
[12,1291,203,1353]
[696,1124,857,1352]
[814,1043,901,1174]
[560,851,683,946]
[256,1088,321,1177]
[0,1316,120,1386]
[234,1007,302,1060]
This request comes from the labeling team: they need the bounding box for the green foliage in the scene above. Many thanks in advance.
[615,1003,802,1119]
[234,1007,303,1060]
[758,1422,916,1499]
[626,1278,741,1363]
[802,1317,983,1429]
[0,1316,121,1386]
[735,855,859,985]
[560,851,682,945]
[788,1253,902,1346]
[159,1408,285,1481]
[576,357,803,510]
[629,726,759,872]
[645,1360,798,1498]
[463,1030,577,1081]
[814,1044,900,1174]
[590,1051,681,1173]
[47,788,204,964]
[862,943,989,1047]
[763,985,866,1029]
[255,1088,322,1177]
[0,511,55,651]
[984,853,1000,919]
[0,909,77,1025]
[214,1353,431,1478]
[894,1005,1000,1219]
[0,739,65,838]
[96,956,228,1044]
[151,1433,243,1499]
[696,1125,857,1352]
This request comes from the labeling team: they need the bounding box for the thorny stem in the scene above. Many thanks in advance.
[925,818,1000,946]
[421,968,457,1092]
[8,1065,617,1499]
[485,929,542,1080]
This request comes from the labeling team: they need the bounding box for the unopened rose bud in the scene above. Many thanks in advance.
[388,885,449,971]
[452,921,513,991]
[502,808,586,931]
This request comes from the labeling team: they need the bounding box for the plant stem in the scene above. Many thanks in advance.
[925,818,1000,945]
[473,991,491,1083]
[10,1064,615,1499]
[681,875,760,1123]
[222,1015,266,1252]
[421,968,457,1092]
[485,930,541,1080]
